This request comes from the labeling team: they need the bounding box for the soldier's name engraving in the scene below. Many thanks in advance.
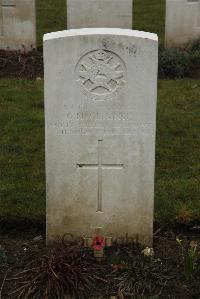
[62,111,136,121]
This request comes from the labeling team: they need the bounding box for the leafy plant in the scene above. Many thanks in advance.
[159,46,190,78]
[113,255,171,298]
[9,237,107,299]
[176,237,199,281]
[158,39,200,78]
[104,243,172,297]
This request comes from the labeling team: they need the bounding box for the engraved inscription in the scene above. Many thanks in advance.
[77,139,124,212]
[75,50,126,101]
[102,38,137,56]
[47,109,154,136]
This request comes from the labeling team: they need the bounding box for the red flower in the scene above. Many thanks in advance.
[92,235,105,251]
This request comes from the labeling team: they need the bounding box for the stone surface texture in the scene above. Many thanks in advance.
[67,0,133,29]
[0,0,36,51]
[165,0,200,47]
[44,28,158,246]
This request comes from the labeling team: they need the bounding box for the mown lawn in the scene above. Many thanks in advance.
[0,79,45,226]
[0,79,199,227]
[36,0,165,48]
[37,0,66,49]
[156,80,200,224]
[134,0,165,44]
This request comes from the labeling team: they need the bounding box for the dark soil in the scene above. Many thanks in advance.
[0,48,200,80]
[0,227,200,299]
[0,49,43,79]
[153,227,200,298]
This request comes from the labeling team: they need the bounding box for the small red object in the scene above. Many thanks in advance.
[92,235,105,251]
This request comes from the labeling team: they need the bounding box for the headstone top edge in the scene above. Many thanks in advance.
[43,28,158,42]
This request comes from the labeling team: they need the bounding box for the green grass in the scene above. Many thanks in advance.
[0,79,199,226]
[156,80,200,224]
[0,79,45,225]
[36,0,165,48]
[134,0,165,44]
[36,0,66,49]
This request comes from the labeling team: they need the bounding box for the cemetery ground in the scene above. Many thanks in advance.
[0,79,199,227]
[0,0,200,298]
[0,79,200,298]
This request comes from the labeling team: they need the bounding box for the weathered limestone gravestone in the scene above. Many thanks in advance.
[44,28,158,246]
[67,0,133,29]
[165,0,200,47]
[0,0,36,51]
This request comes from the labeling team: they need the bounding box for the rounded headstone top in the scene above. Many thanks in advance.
[43,28,158,42]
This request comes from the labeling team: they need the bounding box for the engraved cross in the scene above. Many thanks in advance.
[0,0,16,36]
[77,140,124,212]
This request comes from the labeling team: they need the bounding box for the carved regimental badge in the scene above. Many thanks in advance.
[75,50,126,100]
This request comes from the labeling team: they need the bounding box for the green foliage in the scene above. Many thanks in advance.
[159,47,190,78]
[186,38,200,52]
[159,40,200,78]
[105,244,170,297]
[113,258,170,297]
[176,238,199,281]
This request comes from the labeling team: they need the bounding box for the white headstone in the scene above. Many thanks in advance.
[67,0,133,29]
[165,0,200,47]
[0,0,36,51]
[44,28,158,246]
